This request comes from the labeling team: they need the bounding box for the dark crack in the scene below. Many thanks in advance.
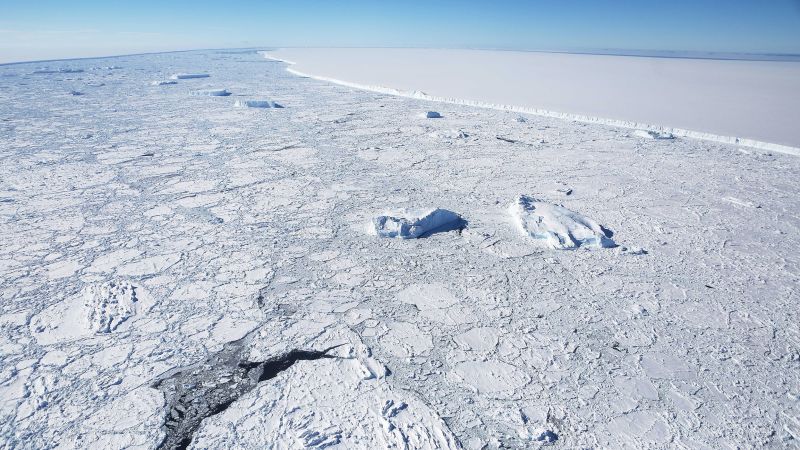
[152,338,342,450]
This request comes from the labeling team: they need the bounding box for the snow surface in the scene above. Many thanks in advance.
[1,49,799,449]
[266,48,800,151]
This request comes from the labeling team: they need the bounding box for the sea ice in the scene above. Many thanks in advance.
[234,99,283,108]
[170,73,210,79]
[425,111,442,118]
[193,88,231,96]
[32,68,84,74]
[369,208,463,238]
[509,195,616,249]
[150,80,178,86]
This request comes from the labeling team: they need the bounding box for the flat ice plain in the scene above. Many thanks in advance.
[0,49,799,449]
[266,48,800,151]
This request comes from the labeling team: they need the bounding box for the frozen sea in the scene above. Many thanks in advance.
[0,49,799,449]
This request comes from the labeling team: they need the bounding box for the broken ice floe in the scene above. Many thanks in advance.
[151,80,178,86]
[234,99,283,108]
[509,195,616,249]
[424,111,442,118]
[170,73,210,80]
[369,208,464,239]
[83,280,142,333]
[192,88,231,97]
[633,129,675,140]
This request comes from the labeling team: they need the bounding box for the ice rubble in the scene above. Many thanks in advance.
[369,208,463,239]
[83,280,141,333]
[509,195,616,249]
[192,89,231,97]
[150,80,178,86]
[170,73,210,79]
[633,129,675,140]
[234,99,283,108]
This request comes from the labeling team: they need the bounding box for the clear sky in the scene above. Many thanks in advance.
[1,0,800,63]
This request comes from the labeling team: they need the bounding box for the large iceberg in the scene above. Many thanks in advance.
[509,195,616,249]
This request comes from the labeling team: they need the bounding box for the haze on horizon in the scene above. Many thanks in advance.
[1,0,800,64]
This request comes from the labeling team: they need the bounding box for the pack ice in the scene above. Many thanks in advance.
[509,195,616,249]
[83,280,141,333]
[369,208,463,239]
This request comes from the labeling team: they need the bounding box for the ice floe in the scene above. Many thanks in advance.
[509,195,616,249]
[369,208,463,238]
[234,99,283,108]
[192,88,231,97]
[170,73,210,79]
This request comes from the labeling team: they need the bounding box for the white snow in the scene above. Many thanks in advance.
[369,208,462,239]
[265,48,800,152]
[509,195,616,249]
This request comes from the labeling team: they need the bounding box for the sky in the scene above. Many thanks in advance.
[1,0,800,63]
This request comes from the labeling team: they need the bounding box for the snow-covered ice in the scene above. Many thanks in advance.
[509,195,616,249]
[369,208,463,238]
[1,49,799,449]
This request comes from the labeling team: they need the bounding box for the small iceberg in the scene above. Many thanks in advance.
[151,80,178,86]
[32,68,84,74]
[170,73,210,80]
[369,208,464,239]
[192,89,231,97]
[234,99,283,108]
[424,111,442,119]
[509,195,616,249]
[633,129,675,140]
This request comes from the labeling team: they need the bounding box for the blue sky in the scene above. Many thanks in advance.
[2,0,799,62]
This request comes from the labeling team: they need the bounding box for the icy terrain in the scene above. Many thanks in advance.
[1,50,799,449]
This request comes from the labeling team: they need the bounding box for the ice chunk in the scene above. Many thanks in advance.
[369,208,463,239]
[192,89,231,97]
[83,280,140,333]
[425,111,442,118]
[234,99,283,108]
[633,129,675,140]
[151,80,178,86]
[509,195,616,249]
[170,73,210,79]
